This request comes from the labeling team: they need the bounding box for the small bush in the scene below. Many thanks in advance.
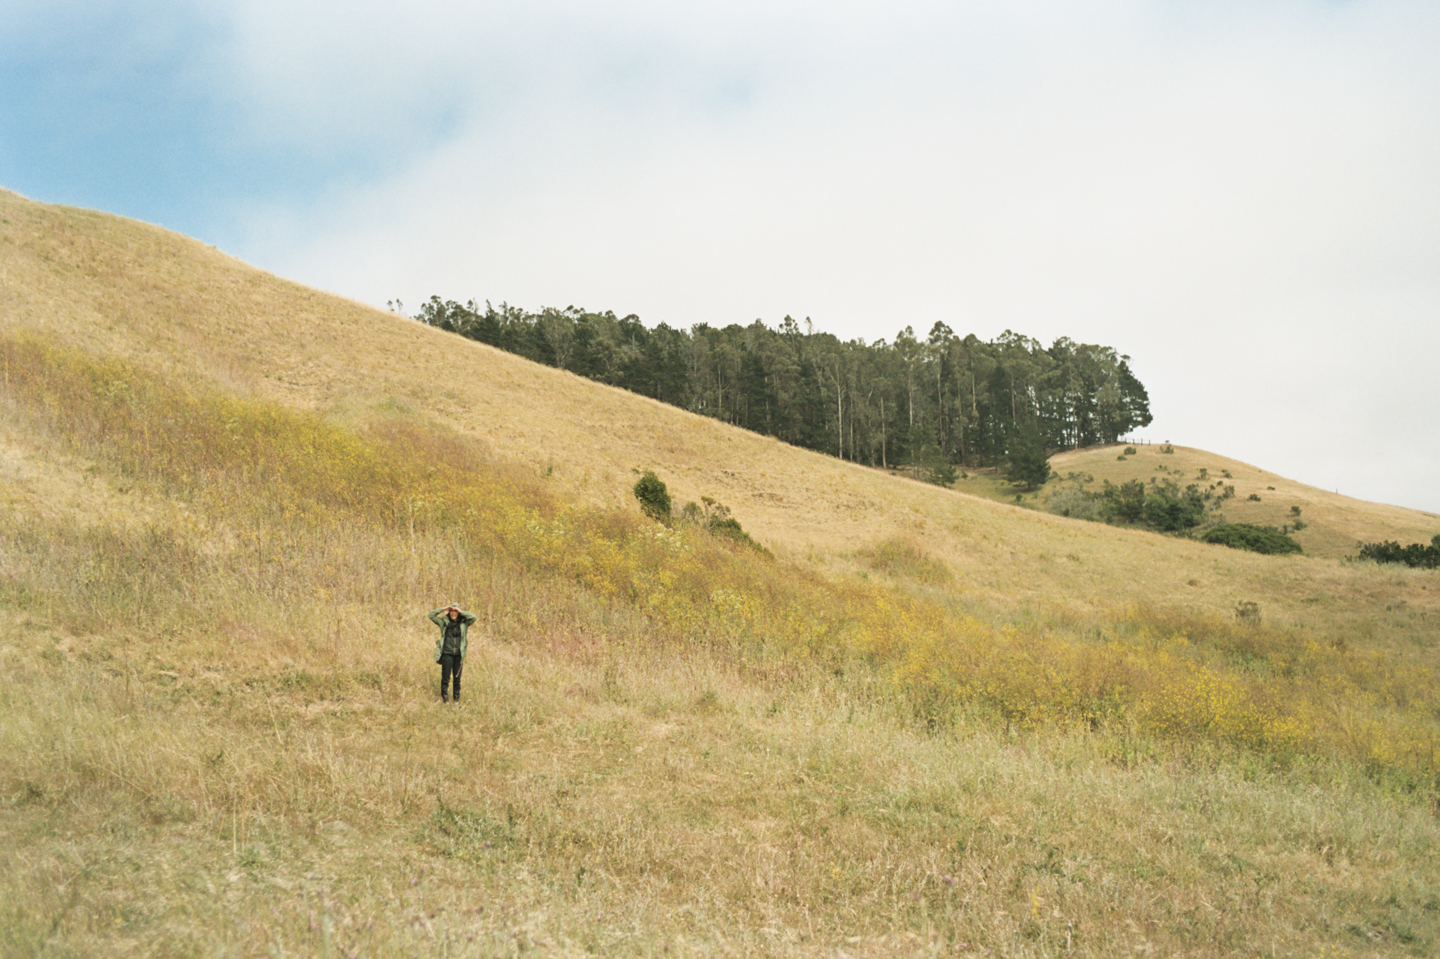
[1143,482,1206,532]
[633,471,672,522]
[707,517,767,552]
[682,496,769,554]
[927,461,959,487]
[907,439,957,487]
[1124,446,1137,456]
[1202,523,1302,555]
[1047,485,1107,523]
[1247,493,1261,502]
[1103,479,1147,523]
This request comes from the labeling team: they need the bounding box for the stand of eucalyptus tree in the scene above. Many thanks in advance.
[413,297,1152,471]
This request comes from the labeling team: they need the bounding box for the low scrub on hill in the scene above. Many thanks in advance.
[1357,536,1440,569]
[638,477,770,555]
[1047,475,1221,533]
[1202,523,1303,555]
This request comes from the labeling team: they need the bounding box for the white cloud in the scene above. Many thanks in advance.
[205,1,1440,511]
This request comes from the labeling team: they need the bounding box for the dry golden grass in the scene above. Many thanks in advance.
[9,644,1437,958]
[5,187,1437,626]
[3,187,1440,957]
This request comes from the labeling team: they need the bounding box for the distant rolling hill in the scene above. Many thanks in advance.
[2,185,1436,633]
[1044,444,1439,562]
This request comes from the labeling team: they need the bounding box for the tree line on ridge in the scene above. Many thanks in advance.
[408,297,1153,475]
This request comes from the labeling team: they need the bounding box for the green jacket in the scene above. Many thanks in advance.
[428,608,477,663]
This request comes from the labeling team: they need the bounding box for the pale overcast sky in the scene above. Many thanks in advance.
[3,1,1438,514]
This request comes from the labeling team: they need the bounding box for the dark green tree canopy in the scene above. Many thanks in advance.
[1004,425,1052,490]
[415,298,1152,472]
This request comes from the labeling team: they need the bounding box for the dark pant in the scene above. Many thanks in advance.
[439,654,463,701]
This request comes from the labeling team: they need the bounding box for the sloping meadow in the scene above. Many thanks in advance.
[5,337,1440,956]
[4,332,1439,790]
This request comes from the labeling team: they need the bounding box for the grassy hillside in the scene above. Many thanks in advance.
[1043,444,1440,562]
[3,188,1439,957]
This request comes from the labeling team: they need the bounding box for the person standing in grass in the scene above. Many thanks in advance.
[428,603,476,703]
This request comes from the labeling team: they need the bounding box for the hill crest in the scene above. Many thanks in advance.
[2,187,1436,627]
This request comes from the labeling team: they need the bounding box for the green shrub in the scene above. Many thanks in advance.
[707,517,769,554]
[1202,524,1302,556]
[1355,536,1440,569]
[927,461,959,487]
[1047,485,1107,522]
[1004,426,1051,490]
[633,471,672,522]
[1103,479,1148,523]
[1138,480,1206,532]
[682,496,768,554]
[907,438,957,487]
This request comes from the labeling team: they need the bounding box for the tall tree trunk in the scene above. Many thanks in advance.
[880,394,887,469]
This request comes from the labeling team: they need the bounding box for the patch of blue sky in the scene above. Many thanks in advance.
[0,0,466,249]
[1,2,225,227]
